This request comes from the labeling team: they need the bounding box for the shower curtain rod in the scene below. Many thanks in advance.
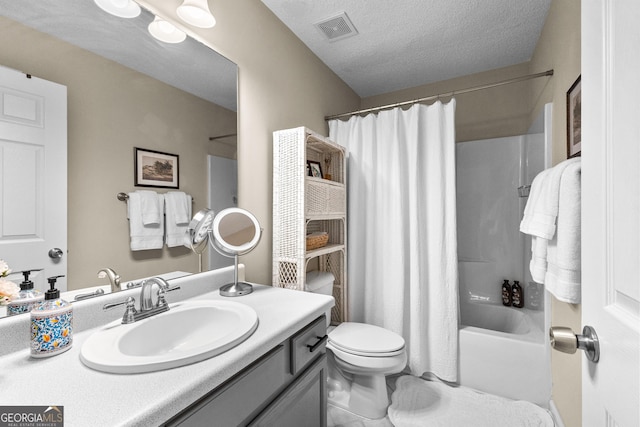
[325,69,554,121]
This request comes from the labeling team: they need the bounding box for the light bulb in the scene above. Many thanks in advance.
[148,16,187,44]
[93,0,141,18]
[177,0,216,28]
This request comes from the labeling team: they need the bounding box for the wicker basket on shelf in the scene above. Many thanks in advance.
[306,232,329,250]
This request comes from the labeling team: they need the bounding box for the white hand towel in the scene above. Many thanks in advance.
[164,192,192,247]
[544,161,581,303]
[530,236,548,284]
[520,157,581,239]
[127,192,164,251]
[137,190,162,225]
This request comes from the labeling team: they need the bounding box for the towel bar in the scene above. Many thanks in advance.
[117,192,194,202]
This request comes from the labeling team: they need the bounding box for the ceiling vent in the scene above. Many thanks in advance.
[315,12,358,42]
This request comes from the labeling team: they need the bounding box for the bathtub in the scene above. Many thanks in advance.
[458,301,551,407]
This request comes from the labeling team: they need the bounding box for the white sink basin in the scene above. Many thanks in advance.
[80,299,258,374]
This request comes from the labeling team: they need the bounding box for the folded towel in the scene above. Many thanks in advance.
[520,157,581,239]
[544,161,581,303]
[127,192,164,251]
[164,192,192,247]
[529,236,548,284]
[136,190,162,225]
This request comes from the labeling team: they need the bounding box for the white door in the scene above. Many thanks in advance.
[207,155,237,270]
[582,1,640,425]
[0,66,67,292]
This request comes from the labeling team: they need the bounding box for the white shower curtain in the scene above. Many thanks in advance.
[329,100,459,382]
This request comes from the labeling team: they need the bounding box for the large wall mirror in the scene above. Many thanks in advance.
[0,0,238,318]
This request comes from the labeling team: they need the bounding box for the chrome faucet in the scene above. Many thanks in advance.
[98,268,121,293]
[140,277,171,312]
[103,277,180,324]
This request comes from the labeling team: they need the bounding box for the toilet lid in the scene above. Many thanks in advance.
[328,322,405,356]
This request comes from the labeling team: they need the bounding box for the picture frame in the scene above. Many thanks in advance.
[307,160,323,179]
[134,147,179,188]
[566,75,582,158]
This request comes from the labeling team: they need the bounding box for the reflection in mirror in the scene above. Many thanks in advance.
[187,209,216,272]
[216,213,260,251]
[0,0,238,319]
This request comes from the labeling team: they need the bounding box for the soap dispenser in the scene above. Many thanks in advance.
[501,279,512,306]
[511,280,524,308]
[7,270,44,316]
[30,275,73,358]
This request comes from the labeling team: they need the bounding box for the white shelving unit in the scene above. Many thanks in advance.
[272,127,347,324]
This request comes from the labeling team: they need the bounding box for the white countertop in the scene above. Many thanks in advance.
[0,272,333,426]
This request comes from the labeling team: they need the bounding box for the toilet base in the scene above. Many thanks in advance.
[327,352,391,419]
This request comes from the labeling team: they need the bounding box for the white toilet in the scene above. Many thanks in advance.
[305,270,407,419]
[326,322,407,419]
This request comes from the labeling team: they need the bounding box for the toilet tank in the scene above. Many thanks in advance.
[305,270,334,295]
[305,271,335,325]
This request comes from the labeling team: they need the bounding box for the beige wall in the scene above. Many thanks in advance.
[361,61,535,142]
[0,16,237,290]
[139,0,361,285]
[529,1,582,426]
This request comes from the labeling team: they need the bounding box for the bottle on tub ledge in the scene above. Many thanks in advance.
[30,275,73,358]
[511,280,524,308]
[501,279,512,306]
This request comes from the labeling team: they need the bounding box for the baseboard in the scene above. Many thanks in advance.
[549,400,565,427]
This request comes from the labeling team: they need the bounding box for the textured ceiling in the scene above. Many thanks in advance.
[0,0,237,111]
[261,0,552,98]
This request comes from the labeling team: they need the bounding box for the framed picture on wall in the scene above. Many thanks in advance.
[307,160,323,178]
[566,75,582,158]
[134,147,179,188]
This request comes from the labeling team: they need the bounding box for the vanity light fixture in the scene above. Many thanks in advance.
[93,0,141,18]
[148,16,187,44]
[177,0,216,29]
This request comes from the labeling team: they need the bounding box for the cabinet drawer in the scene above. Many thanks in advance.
[167,345,288,427]
[290,316,327,375]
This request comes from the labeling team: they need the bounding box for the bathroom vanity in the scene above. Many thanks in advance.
[0,267,333,427]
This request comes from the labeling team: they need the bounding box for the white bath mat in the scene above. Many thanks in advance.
[388,376,554,427]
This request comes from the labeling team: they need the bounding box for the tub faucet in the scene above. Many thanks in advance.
[98,268,121,293]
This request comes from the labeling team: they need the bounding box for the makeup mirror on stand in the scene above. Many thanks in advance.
[187,208,262,296]
[188,209,216,273]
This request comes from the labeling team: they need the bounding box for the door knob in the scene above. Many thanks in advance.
[48,248,64,259]
[549,325,600,363]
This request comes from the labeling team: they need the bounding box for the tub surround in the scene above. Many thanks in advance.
[0,266,334,426]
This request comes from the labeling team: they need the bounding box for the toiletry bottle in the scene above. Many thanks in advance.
[7,270,44,316]
[31,275,73,358]
[501,279,512,306]
[511,280,524,308]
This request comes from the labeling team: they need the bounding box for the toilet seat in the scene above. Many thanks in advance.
[328,322,405,357]
[327,342,408,372]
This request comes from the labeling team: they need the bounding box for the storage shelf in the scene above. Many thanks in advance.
[305,243,345,259]
[305,176,344,188]
[273,126,348,325]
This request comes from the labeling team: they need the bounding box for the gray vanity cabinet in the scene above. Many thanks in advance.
[165,316,327,427]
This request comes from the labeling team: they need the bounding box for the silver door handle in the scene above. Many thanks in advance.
[549,325,600,363]
[48,248,64,259]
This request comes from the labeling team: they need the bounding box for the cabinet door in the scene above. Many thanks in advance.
[249,354,327,427]
[166,345,288,427]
